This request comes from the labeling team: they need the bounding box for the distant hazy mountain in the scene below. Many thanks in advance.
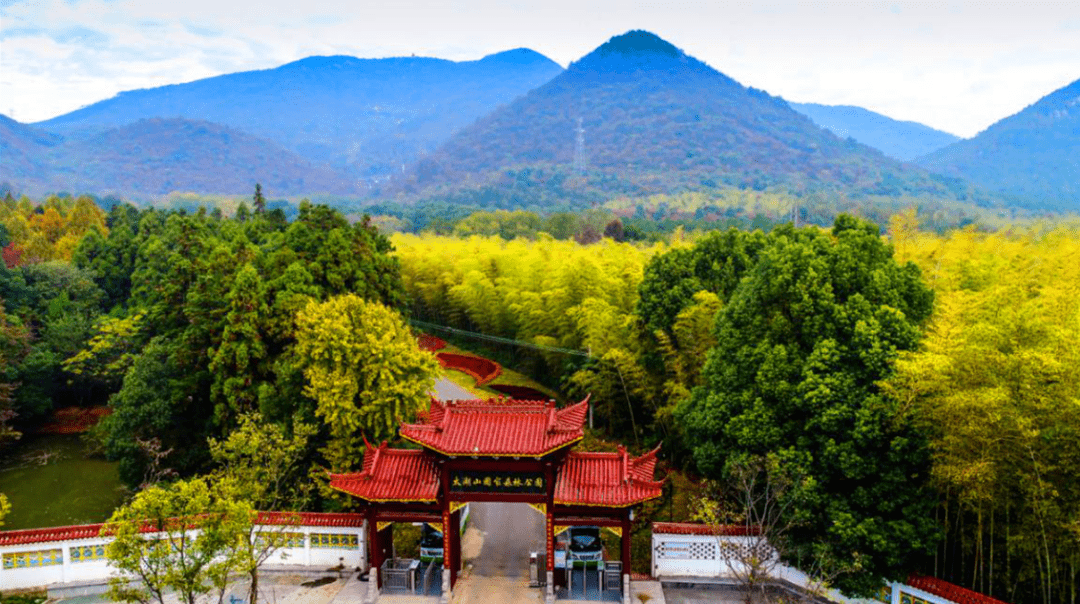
[916,78,1080,210]
[1,117,359,197]
[389,30,970,207]
[0,114,62,186]
[789,102,960,161]
[34,50,563,178]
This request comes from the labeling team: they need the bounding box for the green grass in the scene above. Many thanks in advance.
[435,343,559,401]
[0,434,127,530]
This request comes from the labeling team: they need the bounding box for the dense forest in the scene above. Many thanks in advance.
[392,214,1080,602]
[1,193,413,491]
[2,193,1078,603]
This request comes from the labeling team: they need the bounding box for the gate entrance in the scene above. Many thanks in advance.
[469,502,544,578]
[328,397,663,603]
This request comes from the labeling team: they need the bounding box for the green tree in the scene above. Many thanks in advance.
[73,204,139,309]
[94,337,210,485]
[293,294,438,471]
[1,296,30,445]
[0,492,9,527]
[638,228,767,336]
[103,477,252,604]
[208,413,317,604]
[883,225,1080,604]
[677,216,937,595]
[253,184,266,215]
[62,312,146,390]
[208,264,270,427]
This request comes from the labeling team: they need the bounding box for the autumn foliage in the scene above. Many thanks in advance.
[0,194,108,264]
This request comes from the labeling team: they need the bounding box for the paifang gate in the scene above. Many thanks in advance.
[328,397,663,598]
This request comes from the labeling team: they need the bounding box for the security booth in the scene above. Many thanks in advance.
[328,397,663,601]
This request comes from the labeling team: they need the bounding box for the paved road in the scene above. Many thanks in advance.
[467,502,545,578]
[430,377,478,401]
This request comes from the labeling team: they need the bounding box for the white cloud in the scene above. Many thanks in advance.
[0,0,1077,136]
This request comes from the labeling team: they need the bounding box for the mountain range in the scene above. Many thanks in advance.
[386,31,969,207]
[1,30,1076,212]
[28,49,563,179]
[788,103,960,162]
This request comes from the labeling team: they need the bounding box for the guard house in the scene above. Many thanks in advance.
[329,397,662,597]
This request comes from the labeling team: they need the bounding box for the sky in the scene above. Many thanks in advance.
[1,0,1078,138]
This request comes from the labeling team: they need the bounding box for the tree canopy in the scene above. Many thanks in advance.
[103,477,252,604]
[294,294,438,472]
[677,215,937,594]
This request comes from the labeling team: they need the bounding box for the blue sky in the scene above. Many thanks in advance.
[1,0,1077,138]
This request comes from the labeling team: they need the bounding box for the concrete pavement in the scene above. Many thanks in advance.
[430,376,480,401]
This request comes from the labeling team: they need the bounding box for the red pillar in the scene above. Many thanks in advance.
[621,510,632,578]
[545,461,555,574]
[449,507,461,586]
[545,508,554,573]
[442,507,452,574]
[368,519,383,588]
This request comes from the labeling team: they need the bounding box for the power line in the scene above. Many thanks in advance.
[409,319,591,358]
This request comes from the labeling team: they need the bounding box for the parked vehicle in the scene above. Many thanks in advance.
[567,526,603,564]
[419,523,444,562]
[417,505,470,563]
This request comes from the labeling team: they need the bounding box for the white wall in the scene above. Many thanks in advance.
[1,523,366,592]
[650,532,773,579]
[651,529,961,604]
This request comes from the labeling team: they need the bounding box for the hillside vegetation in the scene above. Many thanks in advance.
[388,31,983,208]
[917,77,1080,211]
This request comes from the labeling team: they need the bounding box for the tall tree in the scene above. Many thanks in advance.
[884,225,1080,604]
[208,263,269,427]
[677,216,937,595]
[252,183,266,215]
[0,295,30,445]
[293,294,438,472]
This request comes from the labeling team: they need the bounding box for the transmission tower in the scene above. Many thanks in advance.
[572,117,586,175]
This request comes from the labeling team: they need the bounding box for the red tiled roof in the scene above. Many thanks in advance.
[907,575,1010,604]
[651,521,760,536]
[554,446,664,507]
[328,440,440,502]
[400,398,588,457]
[0,524,108,547]
[0,512,366,547]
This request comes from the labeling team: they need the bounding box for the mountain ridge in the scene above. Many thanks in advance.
[387,30,972,207]
[1,117,361,197]
[916,76,1080,210]
[789,102,961,161]
[33,50,565,177]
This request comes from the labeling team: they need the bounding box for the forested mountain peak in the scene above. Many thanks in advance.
[479,48,562,67]
[1028,76,1080,114]
[591,30,683,58]
[49,117,359,197]
[565,30,726,83]
[1,114,62,148]
[916,76,1080,210]
[391,30,967,207]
